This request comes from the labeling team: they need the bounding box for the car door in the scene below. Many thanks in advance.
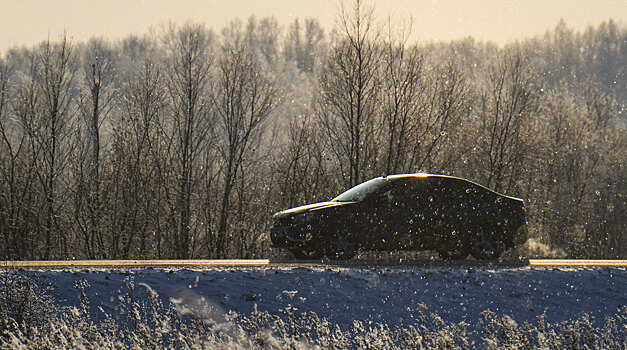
[345,183,393,249]
[355,179,411,250]
[378,179,418,249]
[404,177,440,247]
[428,178,489,250]
[366,177,440,250]
[431,178,468,231]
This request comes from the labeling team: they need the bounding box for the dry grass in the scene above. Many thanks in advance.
[1,273,624,349]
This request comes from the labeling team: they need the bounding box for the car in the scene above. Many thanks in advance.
[270,173,527,260]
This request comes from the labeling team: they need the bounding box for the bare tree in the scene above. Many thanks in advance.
[475,46,541,193]
[536,84,623,257]
[273,111,333,209]
[317,0,382,187]
[410,56,471,173]
[595,122,626,258]
[284,18,325,73]
[379,20,425,174]
[164,22,213,259]
[0,53,11,257]
[0,52,22,259]
[34,35,77,259]
[245,16,281,67]
[4,53,45,260]
[0,53,10,130]
[105,58,168,258]
[73,38,116,258]
[213,26,277,257]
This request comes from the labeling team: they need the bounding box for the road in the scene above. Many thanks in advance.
[2,259,626,268]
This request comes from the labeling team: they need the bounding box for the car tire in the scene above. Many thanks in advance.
[325,231,357,260]
[471,228,504,260]
[290,248,324,260]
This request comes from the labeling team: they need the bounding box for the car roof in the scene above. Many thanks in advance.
[378,173,523,202]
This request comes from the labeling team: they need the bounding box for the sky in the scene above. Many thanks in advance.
[0,0,625,51]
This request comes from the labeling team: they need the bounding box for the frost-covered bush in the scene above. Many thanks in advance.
[481,309,626,350]
[233,306,472,349]
[2,277,625,349]
[0,270,56,339]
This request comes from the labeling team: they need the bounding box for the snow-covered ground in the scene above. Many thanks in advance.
[22,265,626,334]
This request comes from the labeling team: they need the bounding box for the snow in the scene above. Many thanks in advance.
[20,265,626,337]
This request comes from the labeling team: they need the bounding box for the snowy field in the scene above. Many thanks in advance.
[2,265,626,348]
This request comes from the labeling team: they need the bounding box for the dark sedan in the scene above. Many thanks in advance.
[270,174,528,260]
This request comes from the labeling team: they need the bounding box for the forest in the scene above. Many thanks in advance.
[0,2,624,260]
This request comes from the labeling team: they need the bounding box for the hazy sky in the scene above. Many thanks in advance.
[1,0,625,50]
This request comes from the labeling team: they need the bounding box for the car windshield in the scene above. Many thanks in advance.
[332,178,389,202]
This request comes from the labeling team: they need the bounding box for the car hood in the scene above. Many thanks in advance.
[274,201,354,217]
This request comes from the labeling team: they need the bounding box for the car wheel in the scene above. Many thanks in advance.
[325,231,357,260]
[471,228,504,260]
[290,248,324,260]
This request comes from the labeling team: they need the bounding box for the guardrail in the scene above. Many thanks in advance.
[1,259,626,268]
